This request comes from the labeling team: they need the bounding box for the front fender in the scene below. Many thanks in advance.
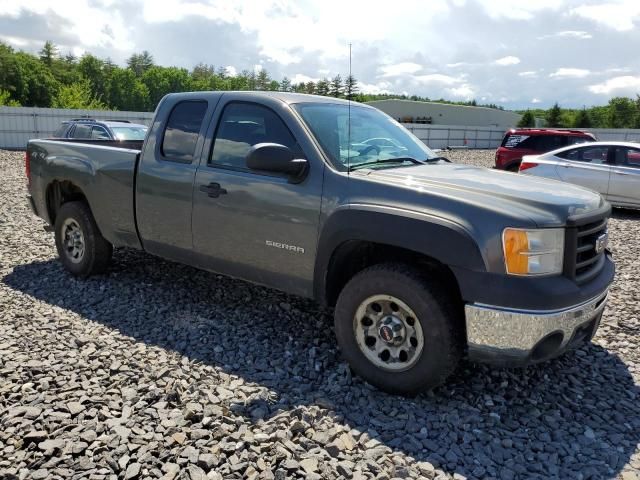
[313,205,487,303]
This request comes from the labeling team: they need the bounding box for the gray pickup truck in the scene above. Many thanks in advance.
[26,92,614,394]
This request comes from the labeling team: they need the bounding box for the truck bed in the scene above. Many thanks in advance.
[28,139,142,249]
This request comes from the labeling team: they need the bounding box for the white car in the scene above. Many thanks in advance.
[519,141,640,208]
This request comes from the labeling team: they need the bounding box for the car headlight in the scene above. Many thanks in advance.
[502,228,564,276]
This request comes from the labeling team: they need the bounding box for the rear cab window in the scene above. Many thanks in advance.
[161,101,208,163]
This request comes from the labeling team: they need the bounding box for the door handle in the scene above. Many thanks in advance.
[199,182,228,198]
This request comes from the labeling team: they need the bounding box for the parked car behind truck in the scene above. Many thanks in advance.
[519,141,640,208]
[26,92,614,394]
[495,128,596,171]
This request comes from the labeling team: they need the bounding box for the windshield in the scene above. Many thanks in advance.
[111,126,148,141]
[293,103,438,171]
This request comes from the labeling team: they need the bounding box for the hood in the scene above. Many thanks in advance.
[355,162,604,226]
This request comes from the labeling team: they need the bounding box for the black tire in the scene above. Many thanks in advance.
[334,263,462,395]
[506,162,520,172]
[54,201,113,277]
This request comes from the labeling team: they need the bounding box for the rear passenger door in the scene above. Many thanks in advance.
[555,145,611,196]
[608,146,640,206]
[136,98,215,262]
[191,97,324,296]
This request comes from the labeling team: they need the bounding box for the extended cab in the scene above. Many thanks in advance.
[26,92,614,394]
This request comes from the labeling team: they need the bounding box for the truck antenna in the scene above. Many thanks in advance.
[347,42,352,175]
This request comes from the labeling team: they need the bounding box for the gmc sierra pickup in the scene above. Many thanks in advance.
[26,92,614,394]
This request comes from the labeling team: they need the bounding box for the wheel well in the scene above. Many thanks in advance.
[324,240,462,308]
[46,181,87,225]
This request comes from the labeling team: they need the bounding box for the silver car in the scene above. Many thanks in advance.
[519,141,640,208]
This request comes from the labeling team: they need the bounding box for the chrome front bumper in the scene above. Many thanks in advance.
[465,290,609,365]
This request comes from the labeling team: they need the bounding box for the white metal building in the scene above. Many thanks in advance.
[366,99,522,129]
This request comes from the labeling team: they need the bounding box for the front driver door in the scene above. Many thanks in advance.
[555,145,612,197]
[191,99,323,296]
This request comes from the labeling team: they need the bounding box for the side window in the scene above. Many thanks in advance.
[558,146,608,164]
[536,135,564,151]
[71,124,91,139]
[567,136,591,146]
[91,126,110,140]
[210,102,299,170]
[614,147,640,168]
[161,101,208,163]
[54,123,68,137]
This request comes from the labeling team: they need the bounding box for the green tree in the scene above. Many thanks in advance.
[78,54,108,101]
[52,79,108,109]
[256,69,270,90]
[607,97,637,128]
[316,78,330,96]
[0,89,20,106]
[13,52,59,106]
[517,110,535,127]
[108,67,149,110]
[304,81,316,94]
[39,41,58,66]
[345,75,358,100]
[573,108,592,128]
[127,50,154,76]
[280,77,292,92]
[330,75,343,98]
[546,102,563,127]
[141,66,191,109]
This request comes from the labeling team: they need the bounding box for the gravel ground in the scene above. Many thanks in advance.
[1,148,639,480]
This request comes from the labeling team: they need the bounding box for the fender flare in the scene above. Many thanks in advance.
[313,205,487,304]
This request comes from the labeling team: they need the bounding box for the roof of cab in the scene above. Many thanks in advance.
[165,90,371,107]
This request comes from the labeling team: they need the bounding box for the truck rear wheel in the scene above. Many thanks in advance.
[334,263,462,395]
[54,201,112,277]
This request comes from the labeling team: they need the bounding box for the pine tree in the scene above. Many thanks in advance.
[280,77,292,92]
[39,41,58,66]
[330,75,343,98]
[573,108,592,128]
[517,110,535,127]
[316,78,330,96]
[345,75,358,100]
[546,102,563,127]
[305,81,316,94]
[256,69,270,90]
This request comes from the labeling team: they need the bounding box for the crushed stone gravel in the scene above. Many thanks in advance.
[0,148,638,480]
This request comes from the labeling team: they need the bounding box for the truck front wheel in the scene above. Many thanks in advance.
[334,263,462,395]
[54,201,113,278]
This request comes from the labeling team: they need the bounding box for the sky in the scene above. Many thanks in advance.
[0,0,639,109]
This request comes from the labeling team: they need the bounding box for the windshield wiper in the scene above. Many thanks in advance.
[348,157,424,172]
[425,156,451,163]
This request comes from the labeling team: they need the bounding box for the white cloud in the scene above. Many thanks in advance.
[225,66,238,77]
[549,68,591,78]
[290,73,317,84]
[531,98,542,103]
[379,62,423,77]
[448,84,475,99]
[588,75,640,94]
[538,30,593,40]
[518,71,537,77]
[494,56,520,66]
[414,74,461,85]
[446,62,468,68]
[571,2,640,31]
[479,0,565,20]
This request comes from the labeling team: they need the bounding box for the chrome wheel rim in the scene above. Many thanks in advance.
[353,294,424,372]
[61,218,85,264]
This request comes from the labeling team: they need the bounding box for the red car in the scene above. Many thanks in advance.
[495,128,596,171]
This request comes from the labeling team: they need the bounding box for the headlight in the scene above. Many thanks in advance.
[502,228,564,276]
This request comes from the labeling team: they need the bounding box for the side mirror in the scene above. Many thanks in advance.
[246,143,308,183]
